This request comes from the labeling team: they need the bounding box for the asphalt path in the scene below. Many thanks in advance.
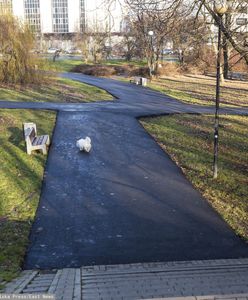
[1,73,248,117]
[1,73,247,269]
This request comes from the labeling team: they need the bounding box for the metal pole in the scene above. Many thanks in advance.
[213,15,222,179]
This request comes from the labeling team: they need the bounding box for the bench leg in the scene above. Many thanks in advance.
[27,148,32,155]
[41,145,47,155]
[46,136,50,146]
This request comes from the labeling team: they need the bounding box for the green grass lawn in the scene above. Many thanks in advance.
[47,59,247,108]
[148,75,248,107]
[116,74,248,107]
[141,114,248,240]
[45,58,84,72]
[0,77,113,103]
[76,59,247,107]
[102,59,147,67]
[46,58,147,73]
[0,109,56,287]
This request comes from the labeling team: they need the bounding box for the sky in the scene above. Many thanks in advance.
[86,0,125,30]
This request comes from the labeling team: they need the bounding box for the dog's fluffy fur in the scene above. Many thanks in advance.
[76,137,92,153]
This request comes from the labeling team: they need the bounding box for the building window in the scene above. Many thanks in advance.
[0,0,12,14]
[80,0,86,32]
[24,0,41,32]
[236,18,247,26]
[52,0,69,33]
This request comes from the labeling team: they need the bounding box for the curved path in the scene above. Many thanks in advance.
[1,73,247,269]
[1,73,248,117]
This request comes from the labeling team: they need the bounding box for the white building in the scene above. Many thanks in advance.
[0,0,127,50]
[0,0,12,14]
[8,0,86,34]
[0,0,125,34]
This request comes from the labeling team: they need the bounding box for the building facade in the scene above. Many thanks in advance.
[0,0,87,34]
[0,0,125,34]
[0,0,126,51]
[0,0,12,14]
[24,0,41,32]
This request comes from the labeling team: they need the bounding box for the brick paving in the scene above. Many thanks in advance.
[148,296,248,300]
[2,258,248,300]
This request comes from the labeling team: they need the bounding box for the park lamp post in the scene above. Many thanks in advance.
[213,0,228,179]
[148,30,154,77]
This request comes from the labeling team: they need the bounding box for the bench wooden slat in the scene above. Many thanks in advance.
[23,123,50,155]
[33,135,48,146]
[33,136,42,146]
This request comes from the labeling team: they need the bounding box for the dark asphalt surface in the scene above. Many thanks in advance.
[1,73,248,117]
[24,112,248,269]
[2,73,247,269]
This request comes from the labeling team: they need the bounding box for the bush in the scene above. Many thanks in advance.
[0,14,42,85]
[114,65,130,75]
[196,47,216,73]
[181,64,202,75]
[155,63,181,76]
[73,63,152,78]
[72,64,140,77]
[130,67,150,77]
[72,65,116,77]
[84,66,115,77]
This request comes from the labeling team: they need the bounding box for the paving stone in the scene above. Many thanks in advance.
[80,259,248,300]
[24,282,51,288]
[73,269,81,300]
[23,287,49,293]
[4,271,36,293]
[3,259,248,299]
[4,271,38,293]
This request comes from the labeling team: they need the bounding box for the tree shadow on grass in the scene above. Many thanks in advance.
[8,127,25,151]
[2,138,45,196]
[0,218,31,285]
[159,76,248,93]
[7,126,46,165]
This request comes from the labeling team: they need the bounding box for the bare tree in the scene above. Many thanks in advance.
[171,17,210,65]
[104,0,248,67]
[118,18,142,61]
[122,34,138,60]
[119,0,188,76]
[74,32,91,63]
[197,0,248,65]
[88,26,110,64]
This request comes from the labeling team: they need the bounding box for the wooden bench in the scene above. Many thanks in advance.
[23,122,50,155]
[130,77,148,86]
[130,77,141,85]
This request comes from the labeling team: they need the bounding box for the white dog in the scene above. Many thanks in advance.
[76,137,92,153]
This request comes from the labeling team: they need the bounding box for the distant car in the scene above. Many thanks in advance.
[162,49,174,55]
[30,49,41,54]
[47,48,59,54]
[65,48,82,54]
[65,49,73,54]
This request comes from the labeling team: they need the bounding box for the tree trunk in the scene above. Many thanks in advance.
[213,42,224,82]
[223,13,232,79]
[179,50,184,65]
[223,36,229,79]
[154,48,161,75]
